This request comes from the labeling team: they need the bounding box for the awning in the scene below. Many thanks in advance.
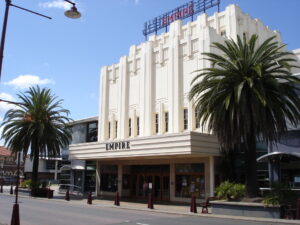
[60,165,72,171]
[71,160,86,170]
[257,151,300,162]
[257,141,300,162]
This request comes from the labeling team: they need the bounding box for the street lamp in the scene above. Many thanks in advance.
[0,1,81,224]
[64,0,81,19]
[0,0,81,81]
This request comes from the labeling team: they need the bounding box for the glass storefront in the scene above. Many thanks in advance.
[100,165,118,192]
[84,161,96,192]
[130,165,170,200]
[99,163,207,200]
[175,163,205,198]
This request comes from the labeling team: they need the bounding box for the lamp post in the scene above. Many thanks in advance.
[0,1,80,223]
[0,0,81,81]
[0,99,23,225]
[11,151,23,225]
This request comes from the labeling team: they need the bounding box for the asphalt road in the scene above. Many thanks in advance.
[0,195,283,225]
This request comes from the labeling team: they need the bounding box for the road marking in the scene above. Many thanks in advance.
[136,223,149,225]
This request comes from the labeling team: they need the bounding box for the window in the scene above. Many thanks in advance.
[84,161,96,192]
[46,160,61,170]
[129,118,131,137]
[195,108,200,129]
[137,117,140,136]
[100,165,118,192]
[115,121,118,138]
[175,163,205,198]
[108,122,111,139]
[87,122,98,142]
[165,112,169,133]
[183,109,188,130]
[220,30,226,37]
[155,113,159,134]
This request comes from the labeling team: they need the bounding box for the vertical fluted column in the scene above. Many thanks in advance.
[168,20,183,133]
[144,41,155,136]
[99,66,109,141]
[118,56,129,139]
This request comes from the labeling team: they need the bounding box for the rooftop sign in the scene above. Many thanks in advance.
[143,0,220,39]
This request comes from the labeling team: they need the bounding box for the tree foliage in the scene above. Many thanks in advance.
[189,35,300,196]
[1,86,72,191]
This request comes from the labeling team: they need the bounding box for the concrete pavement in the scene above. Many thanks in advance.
[0,185,299,225]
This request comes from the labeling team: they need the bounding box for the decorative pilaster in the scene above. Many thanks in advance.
[99,66,109,141]
[119,56,129,139]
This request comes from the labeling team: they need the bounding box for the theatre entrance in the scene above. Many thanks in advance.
[129,165,170,201]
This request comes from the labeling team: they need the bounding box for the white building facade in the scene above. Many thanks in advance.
[69,4,299,202]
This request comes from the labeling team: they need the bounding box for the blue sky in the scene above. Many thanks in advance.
[0,0,299,125]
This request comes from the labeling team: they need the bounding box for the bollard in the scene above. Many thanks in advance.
[114,191,120,206]
[0,184,3,193]
[14,186,17,195]
[47,188,51,199]
[65,189,70,201]
[190,195,197,213]
[10,185,13,195]
[297,198,300,219]
[10,203,20,225]
[147,192,154,209]
[87,192,92,205]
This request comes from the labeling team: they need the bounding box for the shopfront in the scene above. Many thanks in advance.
[70,131,219,202]
[97,161,211,202]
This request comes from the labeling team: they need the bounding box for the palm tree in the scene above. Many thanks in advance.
[189,35,300,197]
[1,86,72,193]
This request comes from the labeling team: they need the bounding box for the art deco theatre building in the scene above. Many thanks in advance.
[69,3,300,202]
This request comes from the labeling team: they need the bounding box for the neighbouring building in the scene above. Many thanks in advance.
[24,156,61,181]
[60,116,98,193]
[69,3,300,202]
[0,146,24,185]
[23,116,98,193]
[257,73,300,188]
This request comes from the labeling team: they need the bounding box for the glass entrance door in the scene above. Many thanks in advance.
[154,176,161,199]
[162,176,170,200]
[131,174,169,201]
[129,165,170,201]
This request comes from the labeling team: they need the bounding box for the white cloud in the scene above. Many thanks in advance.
[38,0,72,10]
[4,75,55,89]
[0,93,17,113]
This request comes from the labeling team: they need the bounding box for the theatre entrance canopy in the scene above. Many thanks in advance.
[69,132,219,161]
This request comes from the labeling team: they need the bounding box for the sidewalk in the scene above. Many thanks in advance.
[1,185,300,224]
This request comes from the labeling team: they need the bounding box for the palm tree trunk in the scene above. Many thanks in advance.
[31,145,40,196]
[245,133,259,197]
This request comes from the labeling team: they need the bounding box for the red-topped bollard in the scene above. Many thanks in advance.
[114,191,120,206]
[11,203,20,225]
[47,187,52,199]
[10,185,13,195]
[65,189,70,201]
[190,194,197,213]
[87,192,92,205]
[297,198,300,219]
[147,192,154,209]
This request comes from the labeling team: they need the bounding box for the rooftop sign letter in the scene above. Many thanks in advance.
[143,0,220,39]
